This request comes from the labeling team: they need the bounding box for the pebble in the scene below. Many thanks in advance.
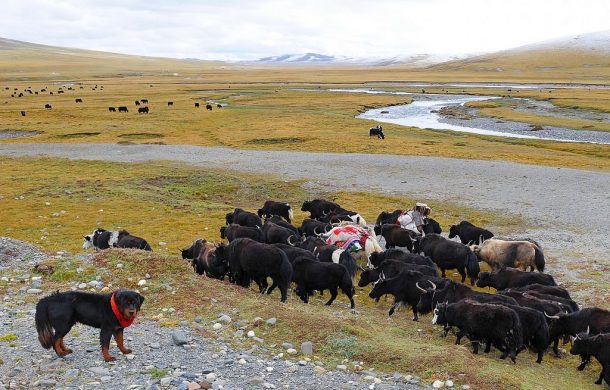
[218,315,231,323]
[445,380,454,387]
[433,380,445,388]
[194,316,203,323]
[249,376,265,385]
[89,366,110,376]
[78,283,87,289]
[172,330,189,345]
[282,342,293,350]
[188,383,201,390]
[300,341,313,355]
[286,348,297,355]
[137,279,146,286]
[336,365,347,371]
[150,342,161,349]
[247,330,255,338]
[205,373,217,381]
[266,317,277,325]
[313,366,326,375]
[213,323,223,331]
[26,288,42,294]
[35,379,57,387]
[238,358,247,365]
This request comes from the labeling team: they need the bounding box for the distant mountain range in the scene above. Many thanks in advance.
[241,52,472,66]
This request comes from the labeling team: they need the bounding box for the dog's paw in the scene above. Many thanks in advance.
[122,349,133,355]
[64,348,73,354]
[104,356,116,362]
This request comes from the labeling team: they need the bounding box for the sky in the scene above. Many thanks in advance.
[1,0,609,61]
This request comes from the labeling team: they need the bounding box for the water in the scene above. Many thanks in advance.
[324,89,609,144]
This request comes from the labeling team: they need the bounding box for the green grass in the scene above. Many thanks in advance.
[0,333,17,342]
[148,368,170,379]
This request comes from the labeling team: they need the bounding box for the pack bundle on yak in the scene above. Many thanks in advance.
[396,203,431,234]
[323,224,382,265]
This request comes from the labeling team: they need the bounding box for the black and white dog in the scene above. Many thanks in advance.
[83,229,152,251]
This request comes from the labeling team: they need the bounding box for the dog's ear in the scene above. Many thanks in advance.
[137,293,145,307]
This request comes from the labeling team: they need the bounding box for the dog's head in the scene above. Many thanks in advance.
[114,289,145,320]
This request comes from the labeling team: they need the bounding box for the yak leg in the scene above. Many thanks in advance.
[552,338,560,356]
[577,354,590,371]
[596,366,606,385]
[455,330,465,345]
[459,267,466,283]
[484,340,492,353]
[266,281,277,295]
[472,341,480,355]
[325,286,338,306]
[412,307,419,321]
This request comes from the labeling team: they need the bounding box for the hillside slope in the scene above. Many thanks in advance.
[0,37,224,80]
[425,30,610,83]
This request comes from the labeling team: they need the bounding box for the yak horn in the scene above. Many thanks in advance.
[313,226,321,236]
[287,236,296,246]
[429,280,437,290]
[416,282,427,293]
[586,326,590,335]
[544,312,560,319]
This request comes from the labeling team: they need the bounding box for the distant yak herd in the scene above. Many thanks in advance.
[82,198,610,385]
[3,84,223,116]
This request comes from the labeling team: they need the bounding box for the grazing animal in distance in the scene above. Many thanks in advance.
[216,104,222,108]
[75,98,83,103]
[135,100,140,106]
[118,106,128,113]
[35,289,144,362]
[195,102,200,108]
[206,104,213,110]
[167,101,173,106]
[220,224,265,243]
[138,106,149,114]
[471,238,545,272]
[108,107,116,112]
[369,125,385,139]
[44,104,52,109]
[20,111,26,116]
[140,99,148,104]
[225,208,263,228]
[448,220,494,245]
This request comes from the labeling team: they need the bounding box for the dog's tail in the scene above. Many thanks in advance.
[35,297,54,349]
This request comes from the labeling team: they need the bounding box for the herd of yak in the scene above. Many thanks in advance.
[84,199,609,387]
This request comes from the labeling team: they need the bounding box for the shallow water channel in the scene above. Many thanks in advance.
[328,89,610,144]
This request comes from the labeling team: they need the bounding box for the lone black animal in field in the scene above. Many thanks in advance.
[448,221,494,245]
[44,104,52,109]
[141,99,148,104]
[206,104,213,110]
[369,125,385,139]
[75,98,83,103]
[35,289,144,362]
[118,106,129,113]
[138,106,149,114]
[167,101,173,106]
[108,107,116,112]
[216,104,222,108]
[20,111,26,116]
[83,229,152,251]
[135,100,140,106]
[195,102,200,108]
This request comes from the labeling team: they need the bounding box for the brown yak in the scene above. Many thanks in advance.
[470,239,545,272]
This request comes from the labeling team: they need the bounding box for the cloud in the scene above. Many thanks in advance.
[1,0,609,60]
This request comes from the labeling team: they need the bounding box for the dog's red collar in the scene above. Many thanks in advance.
[110,292,136,328]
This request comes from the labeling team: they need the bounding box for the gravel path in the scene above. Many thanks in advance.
[0,143,608,300]
[0,238,424,390]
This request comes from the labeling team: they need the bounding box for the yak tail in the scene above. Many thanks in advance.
[279,251,293,286]
[534,245,545,273]
[340,252,357,281]
[35,298,54,349]
[340,267,355,297]
[510,313,524,361]
[466,250,480,283]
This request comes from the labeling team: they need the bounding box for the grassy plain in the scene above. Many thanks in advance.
[0,155,604,390]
